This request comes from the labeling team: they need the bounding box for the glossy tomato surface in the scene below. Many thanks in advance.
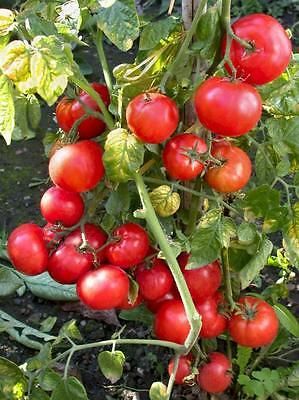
[168,355,193,385]
[49,140,105,193]
[228,296,279,347]
[223,14,292,85]
[196,296,227,339]
[126,92,179,144]
[198,352,232,394]
[194,77,262,137]
[7,223,48,275]
[77,265,130,310]
[204,141,252,193]
[105,222,149,268]
[146,287,179,313]
[163,134,207,180]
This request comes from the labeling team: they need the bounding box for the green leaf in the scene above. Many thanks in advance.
[22,14,58,38]
[221,217,237,248]
[0,357,27,399]
[267,117,299,156]
[0,266,23,296]
[103,128,144,183]
[50,377,88,400]
[30,386,50,400]
[139,17,179,50]
[0,9,15,36]
[237,222,258,245]
[96,0,139,51]
[274,304,299,337]
[97,350,125,383]
[27,94,41,129]
[119,304,153,326]
[12,94,37,141]
[283,202,299,268]
[128,275,139,305]
[0,34,9,49]
[149,382,168,400]
[239,238,273,289]
[40,316,57,333]
[0,74,14,144]
[241,185,280,219]
[58,320,82,341]
[235,346,252,375]
[105,183,131,216]
[38,369,62,392]
[27,343,52,371]
[288,366,299,387]
[255,144,277,185]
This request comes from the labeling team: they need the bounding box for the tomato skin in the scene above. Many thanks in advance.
[198,352,232,394]
[126,93,179,144]
[196,296,227,339]
[135,258,173,301]
[77,265,130,310]
[47,244,93,284]
[56,82,110,139]
[162,134,207,180]
[7,223,48,276]
[223,14,292,85]
[194,77,262,137]
[228,296,279,348]
[40,186,84,227]
[154,299,191,344]
[204,141,252,193]
[146,287,179,313]
[168,355,193,385]
[49,140,105,193]
[118,292,143,310]
[105,223,150,269]
[42,223,63,248]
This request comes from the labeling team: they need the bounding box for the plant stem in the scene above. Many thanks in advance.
[166,354,179,399]
[221,248,235,311]
[134,172,201,352]
[247,344,271,375]
[160,0,208,91]
[63,349,74,379]
[185,180,202,236]
[70,75,114,130]
[94,30,113,93]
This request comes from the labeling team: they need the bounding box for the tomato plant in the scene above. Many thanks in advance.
[197,352,232,394]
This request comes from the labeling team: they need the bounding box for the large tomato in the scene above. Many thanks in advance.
[135,258,174,301]
[56,82,110,139]
[194,77,262,137]
[126,92,179,144]
[77,265,130,310]
[228,296,279,348]
[49,140,105,193]
[168,355,193,385]
[7,223,48,276]
[146,287,179,313]
[204,141,252,193]
[162,134,208,180]
[197,352,232,394]
[40,186,84,227]
[196,295,227,339]
[105,223,150,268]
[222,14,292,85]
[154,299,191,344]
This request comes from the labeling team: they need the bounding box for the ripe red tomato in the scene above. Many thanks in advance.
[7,223,48,276]
[162,134,207,180]
[196,296,227,339]
[154,299,191,344]
[40,186,84,227]
[42,223,63,248]
[204,141,252,193]
[222,14,292,85]
[126,92,179,144]
[180,255,222,303]
[194,77,262,137]
[135,258,174,301]
[77,265,130,310]
[49,140,105,193]
[146,287,179,313]
[105,223,150,268]
[228,296,279,348]
[168,355,193,384]
[56,82,110,139]
[47,244,93,284]
[197,352,232,394]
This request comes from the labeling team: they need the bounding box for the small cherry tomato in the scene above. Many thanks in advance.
[197,352,232,394]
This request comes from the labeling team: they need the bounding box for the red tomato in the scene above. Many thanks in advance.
[168,355,193,385]
[56,82,110,139]
[118,291,143,310]
[40,186,84,227]
[7,223,48,276]
[181,255,222,303]
[194,77,262,137]
[222,14,292,85]
[197,352,232,394]
[105,223,150,268]
[154,299,191,344]
[47,244,93,284]
[196,296,227,339]
[204,141,252,193]
[49,140,105,193]
[135,258,174,301]
[126,92,179,144]
[77,265,130,310]
[162,134,207,180]
[228,296,279,348]
[146,287,179,313]
[42,223,63,248]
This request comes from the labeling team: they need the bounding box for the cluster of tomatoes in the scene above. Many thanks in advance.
[6,13,292,395]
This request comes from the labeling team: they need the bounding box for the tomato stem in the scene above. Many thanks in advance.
[185,180,202,236]
[166,354,179,399]
[221,247,236,311]
[93,30,113,93]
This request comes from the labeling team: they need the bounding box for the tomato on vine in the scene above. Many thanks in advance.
[168,355,193,385]
[197,352,232,394]
[196,295,227,339]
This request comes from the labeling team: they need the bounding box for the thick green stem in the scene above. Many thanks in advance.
[70,75,114,130]
[160,0,208,91]
[134,172,201,351]
[94,30,113,93]
[221,248,235,311]
[166,354,179,399]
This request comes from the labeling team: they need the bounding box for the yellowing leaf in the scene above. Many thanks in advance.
[149,185,181,217]
[0,9,15,36]
[0,74,14,144]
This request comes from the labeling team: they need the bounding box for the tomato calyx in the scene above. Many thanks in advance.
[235,300,259,320]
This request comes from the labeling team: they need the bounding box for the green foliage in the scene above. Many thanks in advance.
[97,350,126,383]
[274,303,299,337]
[50,377,88,400]
[149,382,168,400]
